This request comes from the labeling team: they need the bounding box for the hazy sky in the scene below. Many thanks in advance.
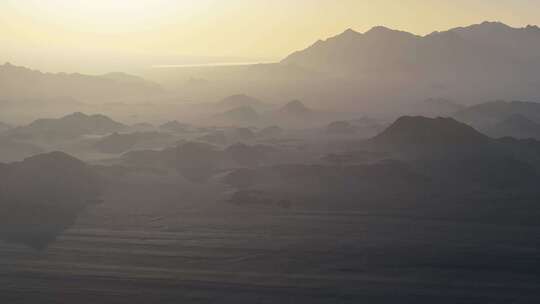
[1,0,539,73]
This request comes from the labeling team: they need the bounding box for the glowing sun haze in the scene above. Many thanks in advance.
[1,0,539,73]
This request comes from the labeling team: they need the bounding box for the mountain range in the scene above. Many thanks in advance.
[283,22,540,75]
[282,22,540,108]
[0,62,163,102]
[146,21,540,113]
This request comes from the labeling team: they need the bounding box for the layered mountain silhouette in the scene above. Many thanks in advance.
[368,116,540,189]
[222,115,540,211]
[0,152,102,249]
[0,62,163,101]
[9,112,126,140]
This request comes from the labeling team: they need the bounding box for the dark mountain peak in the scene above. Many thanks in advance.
[0,151,102,249]
[364,26,418,39]
[65,112,89,119]
[372,116,489,147]
[343,28,358,34]
[478,20,512,29]
[21,151,84,167]
[365,26,394,34]
[450,21,512,33]
[279,100,312,116]
[323,28,362,44]
[60,112,120,125]
[340,28,361,38]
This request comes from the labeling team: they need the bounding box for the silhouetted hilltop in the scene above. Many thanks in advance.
[0,62,163,101]
[10,112,126,140]
[0,152,102,249]
[371,116,490,147]
[278,100,312,116]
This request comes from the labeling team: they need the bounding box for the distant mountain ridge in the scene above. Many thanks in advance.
[278,100,313,116]
[0,62,163,101]
[454,100,540,129]
[282,22,540,75]
[486,114,540,139]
